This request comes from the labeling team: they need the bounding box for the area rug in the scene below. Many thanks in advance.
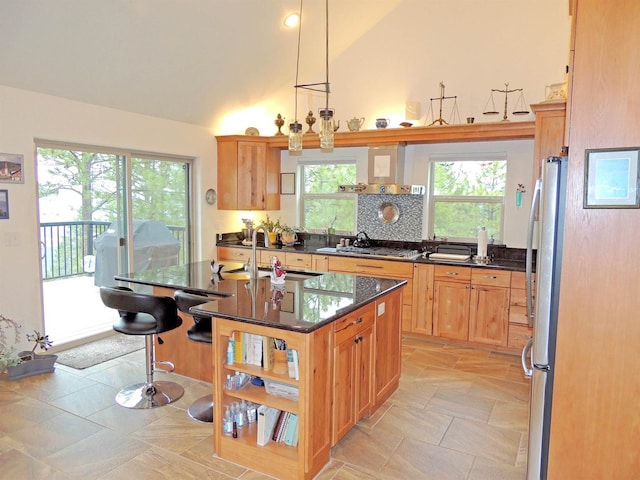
[55,335,145,369]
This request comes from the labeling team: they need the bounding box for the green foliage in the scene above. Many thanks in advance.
[0,314,22,372]
[301,163,356,233]
[432,160,506,241]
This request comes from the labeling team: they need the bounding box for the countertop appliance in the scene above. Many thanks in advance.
[522,156,567,479]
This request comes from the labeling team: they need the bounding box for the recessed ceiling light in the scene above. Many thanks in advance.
[284,12,299,28]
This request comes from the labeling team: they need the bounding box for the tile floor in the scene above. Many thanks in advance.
[0,336,529,479]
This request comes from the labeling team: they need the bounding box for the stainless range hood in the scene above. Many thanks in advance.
[339,145,425,195]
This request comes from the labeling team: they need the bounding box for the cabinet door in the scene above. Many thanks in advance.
[469,285,510,346]
[433,280,470,340]
[237,141,267,210]
[411,264,434,334]
[333,333,356,443]
[312,254,328,272]
[355,325,374,421]
[374,289,402,407]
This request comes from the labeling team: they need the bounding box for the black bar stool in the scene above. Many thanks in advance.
[100,286,184,409]
[174,289,214,423]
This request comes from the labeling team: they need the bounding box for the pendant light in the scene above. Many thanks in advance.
[288,0,334,155]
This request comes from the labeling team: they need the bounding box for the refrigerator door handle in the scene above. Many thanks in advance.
[526,178,542,327]
[521,337,534,378]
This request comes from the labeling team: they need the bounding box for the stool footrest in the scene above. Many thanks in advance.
[153,360,175,373]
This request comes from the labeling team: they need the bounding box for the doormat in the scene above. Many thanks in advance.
[55,335,145,370]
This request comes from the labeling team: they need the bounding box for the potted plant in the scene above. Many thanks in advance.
[261,214,282,244]
[0,314,56,380]
[279,225,299,246]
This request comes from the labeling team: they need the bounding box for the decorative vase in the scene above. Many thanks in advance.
[267,232,278,244]
[3,352,57,380]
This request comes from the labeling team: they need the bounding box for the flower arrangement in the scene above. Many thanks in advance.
[517,183,526,193]
[261,214,282,233]
[0,314,22,371]
[0,314,54,373]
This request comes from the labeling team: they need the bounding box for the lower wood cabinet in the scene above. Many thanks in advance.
[332,303,374,444]
[468,269,511,347]
[432,266,511,347]
[332,288,403,444]
[433,266,472,340]
[373,289,403,408]
[411,264,434,335]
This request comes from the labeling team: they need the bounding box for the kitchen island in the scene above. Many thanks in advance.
[116,261,406,480]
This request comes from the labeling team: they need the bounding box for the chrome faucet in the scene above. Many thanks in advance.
[249,224,270,279]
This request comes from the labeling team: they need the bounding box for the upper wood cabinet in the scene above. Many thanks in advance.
[216,136,280,210]
[531,101,566,184]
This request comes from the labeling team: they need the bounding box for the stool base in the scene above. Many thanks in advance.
[116,380,184,409]
[187,395,214,423]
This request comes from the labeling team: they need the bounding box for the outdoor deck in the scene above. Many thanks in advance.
[42,275,117,349]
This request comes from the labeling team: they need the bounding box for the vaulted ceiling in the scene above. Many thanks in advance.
[0,0,403,129]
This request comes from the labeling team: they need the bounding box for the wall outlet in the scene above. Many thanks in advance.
[377,302,385,316]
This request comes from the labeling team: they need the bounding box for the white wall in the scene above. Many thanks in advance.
[0,85,223,349]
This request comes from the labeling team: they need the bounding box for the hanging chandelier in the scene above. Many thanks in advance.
[289,0,334,155]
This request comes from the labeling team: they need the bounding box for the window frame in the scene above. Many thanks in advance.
[427,152,507,243]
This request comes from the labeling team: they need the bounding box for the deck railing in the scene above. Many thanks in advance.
[40,221,187,280]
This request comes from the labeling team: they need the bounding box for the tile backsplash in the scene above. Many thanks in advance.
[356,194,423,242]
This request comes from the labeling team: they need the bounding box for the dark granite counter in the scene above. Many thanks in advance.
[217,240,529,272]
[115,261,407,333]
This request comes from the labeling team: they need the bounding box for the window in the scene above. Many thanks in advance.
[429,154,506,242]
[300,161,356,233]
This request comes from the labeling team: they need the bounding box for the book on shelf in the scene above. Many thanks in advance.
[246,333,263,366]
[262,336,275,370]
[257,405,280,446]
[272,411,290,442]
[286,348,299,380]
[233,331,244,364]
[283,413,299,447]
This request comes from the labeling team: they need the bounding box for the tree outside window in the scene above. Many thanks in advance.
[430,157,506,242]
[300,162,356,233]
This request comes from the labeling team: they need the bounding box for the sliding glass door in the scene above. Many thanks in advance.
[37,143,192,346]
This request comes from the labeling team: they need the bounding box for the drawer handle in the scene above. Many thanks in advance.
[357,264,383,269]
[484,275,498,279]
[446,272,458,276]
[354,336,363,344]
[352,317,364,325]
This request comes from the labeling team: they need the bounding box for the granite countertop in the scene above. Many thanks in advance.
[115,261,407,333]
[217,241,528,272]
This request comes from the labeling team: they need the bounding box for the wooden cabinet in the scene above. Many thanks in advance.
[216,136,280,210]
[410,264,434,335]
[332,303,374,444]
[283,252,312,270]
[531,101,566,184]
[213,319,333,480]
[328,256,413,329]
[311,254,328,272]
[373,288,403,408]
[468,269,511,347]
[507,271,534,349]
[432,266,510,347]
[432,266,472,340]
[218,245,252,264]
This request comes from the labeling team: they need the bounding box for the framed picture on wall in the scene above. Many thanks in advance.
[0,153,24,183]
[0,190,9,219]
[584,147,640,208]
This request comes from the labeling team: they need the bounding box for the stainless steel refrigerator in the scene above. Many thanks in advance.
[523,156,567,480]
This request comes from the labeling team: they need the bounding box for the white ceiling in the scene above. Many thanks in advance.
[0,0,404,129]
